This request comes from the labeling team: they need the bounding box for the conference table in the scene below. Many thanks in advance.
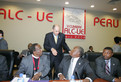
[1,78,109,82]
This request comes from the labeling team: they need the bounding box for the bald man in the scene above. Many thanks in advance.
[43,24,70,79]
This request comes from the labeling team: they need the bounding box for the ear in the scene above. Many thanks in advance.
[111,53,113,56]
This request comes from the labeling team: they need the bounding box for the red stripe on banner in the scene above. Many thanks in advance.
[62,8,65,33]
[65,35,86,39]
[84,10,86,34]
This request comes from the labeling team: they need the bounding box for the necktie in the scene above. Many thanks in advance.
[68,58,74,80]
[105,60,110,75]
[54,36,57,44]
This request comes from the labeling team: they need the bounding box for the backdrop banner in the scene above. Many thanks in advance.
[62,7,86,39]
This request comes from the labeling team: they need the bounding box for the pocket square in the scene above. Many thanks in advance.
[113,64,115,66]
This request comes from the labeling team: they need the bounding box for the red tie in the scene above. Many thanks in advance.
[105,60,110,75]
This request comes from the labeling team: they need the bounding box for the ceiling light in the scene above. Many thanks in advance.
[113,8,117,11]
[91,5,94,8]
[65,1,69,5]
[36,0,41,1]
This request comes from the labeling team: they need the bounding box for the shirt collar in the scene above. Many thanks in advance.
[53,33,58,38]
[32,54,39,59]
[105,59,111,62]
[72,57,80,60]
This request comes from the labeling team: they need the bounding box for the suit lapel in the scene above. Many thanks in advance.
[38,56,43,72]
[73,58,82,74]
[50,33,57,48]
[110,58,115,75]
[29,55,34,77]
[57,33,61,46]
[65,56,72,77]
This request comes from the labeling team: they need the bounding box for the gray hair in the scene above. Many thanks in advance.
[74,46,84,56]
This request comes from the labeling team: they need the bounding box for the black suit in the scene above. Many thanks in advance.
[58,55,97,81]
[96,56,121,81]
[0,55,8,81]
[43,32,70,78]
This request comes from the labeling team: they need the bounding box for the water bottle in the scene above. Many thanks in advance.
[70,75,76,82]
[17,73,24,82]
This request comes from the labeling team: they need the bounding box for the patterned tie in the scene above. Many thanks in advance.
[54,36,57,44]
[105,60,110,75]
[67,58,74,80]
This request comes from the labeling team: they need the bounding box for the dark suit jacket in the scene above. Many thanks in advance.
[58,55,97,81]
[44,32,70,62]
[95,56,121,81]
[0,38,8,49]
[15,54,50,80]
[0,55,8,81]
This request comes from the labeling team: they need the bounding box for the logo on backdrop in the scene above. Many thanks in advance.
[0,8,53,22]
[62,8,86,39]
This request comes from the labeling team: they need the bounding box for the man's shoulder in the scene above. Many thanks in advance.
[0,38,6,42]
[59,32,65,36]
[80,58,89,64]
[111,57,120,62]
[41,54,48,58]
[63,55,71,60]
[22,54,32,60]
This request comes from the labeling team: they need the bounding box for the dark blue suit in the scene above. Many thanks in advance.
[43,32,70,79]
[96,56,121,81]
[58,55,97,81]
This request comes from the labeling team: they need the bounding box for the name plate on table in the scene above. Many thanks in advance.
[28,80,49,82]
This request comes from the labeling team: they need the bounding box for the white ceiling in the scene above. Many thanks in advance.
[0,0,121,14]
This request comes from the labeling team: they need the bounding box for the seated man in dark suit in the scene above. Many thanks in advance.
[87,46,94,52]
[15,43,50,80]
[96,47,121,82]
[0,55,8,81]
[58,46,97,82]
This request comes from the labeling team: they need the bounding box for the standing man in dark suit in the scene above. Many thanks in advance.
[43,24,70,79]
[96,47,121,82]
[15,43,50,80]
[0,30,8,49]
[58,46,97,82]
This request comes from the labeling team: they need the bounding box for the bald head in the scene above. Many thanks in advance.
[52,24,60,36]
[70,46,84,58]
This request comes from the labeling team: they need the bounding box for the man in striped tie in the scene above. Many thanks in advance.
[96,47,121,82]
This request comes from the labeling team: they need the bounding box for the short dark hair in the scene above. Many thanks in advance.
[114,36,120,44]
[89,46,93,49]
[29,43,41,54]
[103,47,113,53]
[0,30,4,36]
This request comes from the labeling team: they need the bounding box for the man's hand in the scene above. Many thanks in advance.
[69,51,71,54]
[114,78,121,82]
[32,72,41,80]
[51,48,57,56]
[59,74,66,80]
[83,79,90,82]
